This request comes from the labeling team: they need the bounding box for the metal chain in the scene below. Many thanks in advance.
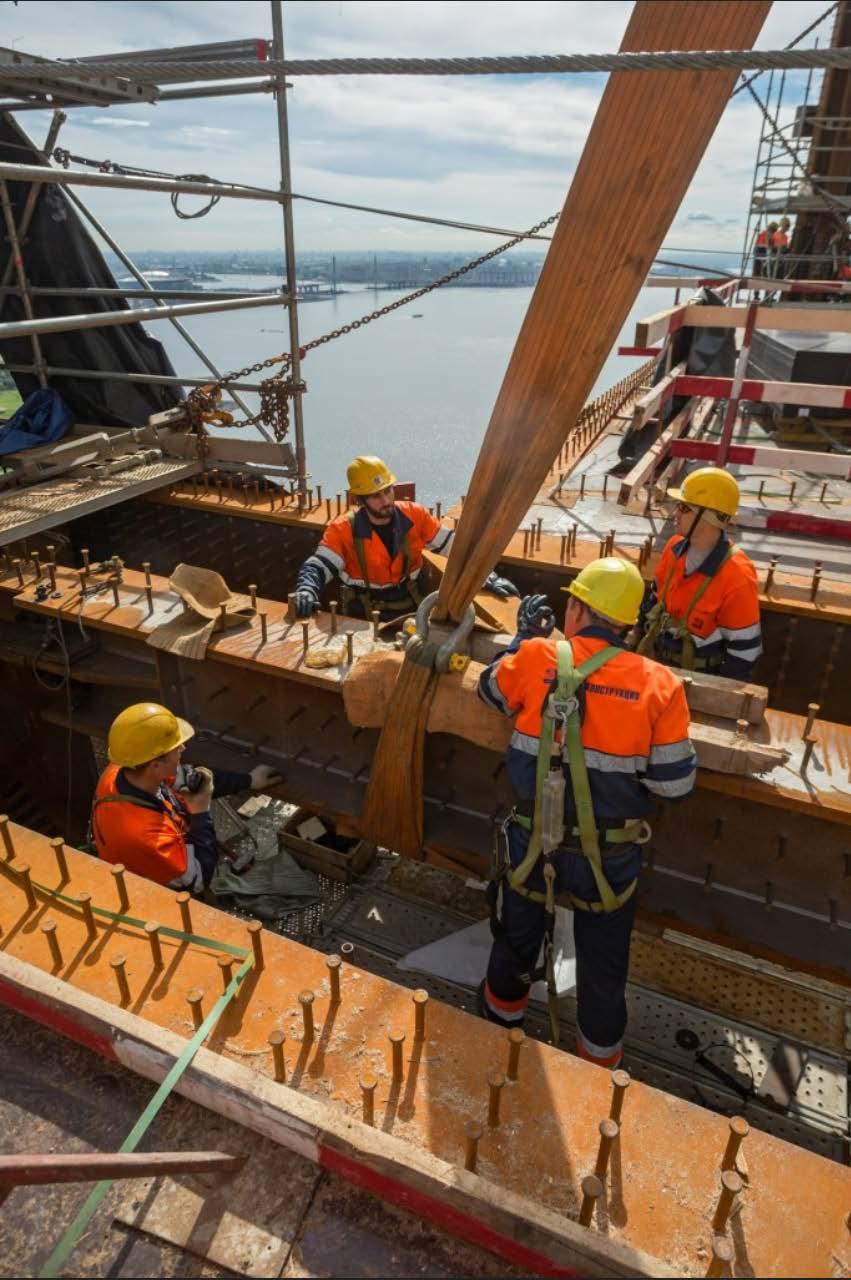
[183,210,562,444]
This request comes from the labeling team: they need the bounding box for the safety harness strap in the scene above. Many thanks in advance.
[507,641,622,905]
[637,544,738,669]
[346,510,423,616]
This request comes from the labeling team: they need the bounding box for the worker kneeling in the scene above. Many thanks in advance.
[477,558,696,1067]
[92,703,279,894]
[634,467,762,679]
[294,454,518,622]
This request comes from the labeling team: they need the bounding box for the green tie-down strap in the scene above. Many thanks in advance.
[40,953,253,1278]
[26,863,252,1278]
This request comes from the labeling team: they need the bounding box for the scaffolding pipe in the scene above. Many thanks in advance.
[0,161,282,204]
[0,291,288,340]
[0,180,47,386]
[60,185,273,440]
[0,82,276,112]
[0,286,284,301]
[271,0,307,496]
[3,363,266,392]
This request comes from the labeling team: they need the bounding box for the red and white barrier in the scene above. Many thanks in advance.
[669,438,851,479]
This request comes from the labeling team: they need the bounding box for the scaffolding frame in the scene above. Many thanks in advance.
[0,14,307,485]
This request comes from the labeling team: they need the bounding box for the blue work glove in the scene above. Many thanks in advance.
[516,593,555,638]
[294,589,319,618]
[484,570,520,600]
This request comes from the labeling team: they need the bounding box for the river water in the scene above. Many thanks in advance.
[156,276,674,509]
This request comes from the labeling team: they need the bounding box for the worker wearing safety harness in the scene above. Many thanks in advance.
[477,558,696,1066]
[294,455,519,622]
[92,703,280,894]
[633,467,762,680]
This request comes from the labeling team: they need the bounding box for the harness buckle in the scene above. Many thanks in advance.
[548,694,578,724]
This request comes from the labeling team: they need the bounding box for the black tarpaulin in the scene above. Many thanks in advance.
[0,114,182,428]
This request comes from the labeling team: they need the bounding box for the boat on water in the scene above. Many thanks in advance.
[0,3,850,1275]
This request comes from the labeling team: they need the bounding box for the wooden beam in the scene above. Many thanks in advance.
[636,302,851,347]
[628,360,686,433]
[617,398,709,506]
[343,650,785,776]
[0,1150,246,1186]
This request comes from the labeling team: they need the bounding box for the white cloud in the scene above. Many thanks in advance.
[90,117,151,128]
[0,0,838,253]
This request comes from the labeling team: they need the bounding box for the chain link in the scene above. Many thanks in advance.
[183,210,562,447]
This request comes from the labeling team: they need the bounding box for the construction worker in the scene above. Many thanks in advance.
[634,467,762,679]
[477,559,696,1065]
[769,216,791,277]
[752,221,776,279]
[293,455,519,621]
[92,703,280,894]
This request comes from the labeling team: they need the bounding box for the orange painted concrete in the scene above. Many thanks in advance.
[0,825,848,1278]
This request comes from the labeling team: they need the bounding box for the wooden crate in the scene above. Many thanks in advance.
[278,808,376,883]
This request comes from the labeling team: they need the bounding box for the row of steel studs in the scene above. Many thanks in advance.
[2,826,754,1267]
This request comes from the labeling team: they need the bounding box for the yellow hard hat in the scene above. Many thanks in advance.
[561,556,645,626]
[347,455,397,497]
[108,703,194,768]
[667,466,740,524]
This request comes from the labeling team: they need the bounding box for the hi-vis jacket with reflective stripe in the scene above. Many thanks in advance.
[296,501,455,610]
[478,626,697,821]
[640,534,762,678]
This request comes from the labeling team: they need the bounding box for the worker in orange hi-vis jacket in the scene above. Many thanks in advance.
[294,454,519,621]
[633,467,762,680]
[477,558,696,1065]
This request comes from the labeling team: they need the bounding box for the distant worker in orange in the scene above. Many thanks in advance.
[633,467,762,679]
[92,703,280,894]
[294,454,519,621]
[752,221,777,280]
[770,215,791,276]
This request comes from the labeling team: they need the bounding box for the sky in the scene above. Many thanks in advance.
[0,1,839,257]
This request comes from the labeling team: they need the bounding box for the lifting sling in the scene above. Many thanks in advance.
[637,544,738,671]
[497,640,644,1043]
[341,510,424,618]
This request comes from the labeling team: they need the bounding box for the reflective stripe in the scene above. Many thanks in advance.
[726,641,762,663]
[643,770,696,797]
[427,526,455,555]
[584,748,648,774]
[339,567,423,592]
[511,734,650,774]
[692,628,723,649]
[484,667,512,715]
[316,546,344,573]
[721,620,761,642]
[304,552,335,585]
[511,729,541,756]
[576,1022,623,1065]
[484,981,527,1021]
[649,739,695,765]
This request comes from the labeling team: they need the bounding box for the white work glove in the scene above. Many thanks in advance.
[249,764,283,791]
[181,766,214,815]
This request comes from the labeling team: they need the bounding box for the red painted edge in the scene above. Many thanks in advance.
[255,39,269,60]
[617,345,661,357]
[764,510,851,541]
[669,440,759,464]
[0,975,117,1061]
[843,389,851,409]
[319,1142,579,1278]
